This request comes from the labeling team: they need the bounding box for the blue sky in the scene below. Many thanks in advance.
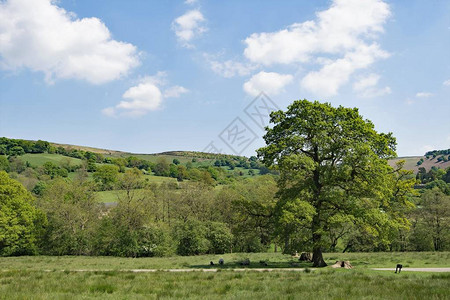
[0,0,449,157]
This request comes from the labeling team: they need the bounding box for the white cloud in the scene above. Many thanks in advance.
[416,92,433,98]
[353,73,380,91]
[301,44,389,97]
[172,10,206,47]
[0,0,139,84]
[353,73,391,98]
[163,86,189,98]
[101,107,116,117]
[244,0,390,65]
[443,79,450,86]
[103,74,188,117]
[243,0,391,97]
[243,71,293,97]
[185,0,197,4]
[203,54,257,78]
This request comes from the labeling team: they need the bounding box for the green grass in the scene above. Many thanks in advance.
[1,253,449,299]
[143,174,178,183]
[19,153,83,167]
[1,252,449,271]
[95,190,123,203]
[0,267,448,299]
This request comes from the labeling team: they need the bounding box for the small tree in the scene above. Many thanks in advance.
[154,158,170,176]
[93,165,119,190]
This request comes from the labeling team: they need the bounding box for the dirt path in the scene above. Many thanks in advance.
[73,268,310,273]
[1,268,310,273]
[372,268,450,272]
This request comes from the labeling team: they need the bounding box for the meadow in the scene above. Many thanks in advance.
[0,252,449,299]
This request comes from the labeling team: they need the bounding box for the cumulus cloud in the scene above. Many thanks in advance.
[243,71,293,97]
[203,53,257,78]
[353,73,391,98]
[0,0,139,84]
[244,0,390,65]
[163,85,189,98]
[444,79,450,86]
[301,44,389,97]
[243,0,391,97]
[172,9,206,47]
[103,74,188,117]
[416,92,433,98]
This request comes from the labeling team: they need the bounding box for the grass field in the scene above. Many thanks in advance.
[1,268,448,300]
[1,252,449,271]
[19,153,83,167]
[0,253,449,299]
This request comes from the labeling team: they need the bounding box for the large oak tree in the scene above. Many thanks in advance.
[258,100,413,267]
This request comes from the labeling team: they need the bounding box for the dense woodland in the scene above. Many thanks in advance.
[1,102,450,260]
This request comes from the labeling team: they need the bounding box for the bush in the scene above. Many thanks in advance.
[174,220,210,256]
[206,222,233,254]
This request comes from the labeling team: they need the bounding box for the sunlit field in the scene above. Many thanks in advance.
[1,252,449,299]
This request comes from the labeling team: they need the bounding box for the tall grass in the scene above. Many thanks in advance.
[0,269,448,299]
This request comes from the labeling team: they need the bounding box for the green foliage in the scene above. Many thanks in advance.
[153,157,170,176]
[174,219,210,256]
[39,179,99,255]
[93,164,119,190]
[9,146,25,156]
[414,189,450,251]
[205,222,233,254]
[0,155,9,172]
[0,171,45,256]
[425,149,450,157]
[258,100,413,266]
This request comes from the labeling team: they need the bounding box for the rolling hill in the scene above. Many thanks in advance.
[50,142,449,173]
[3,137,449,173]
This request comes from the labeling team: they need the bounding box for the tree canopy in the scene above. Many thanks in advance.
[258,99,414,266]
[0,171,45,256]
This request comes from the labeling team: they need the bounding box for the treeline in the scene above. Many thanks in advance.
[416,166,450,194]
[0,137,270,184]
[424,149,450,162]
[0,170,278,257]
[1,164,449,257]
[0,137,51,155]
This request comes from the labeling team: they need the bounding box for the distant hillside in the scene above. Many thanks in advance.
[50,143,249,161]
[49,143,450,173]
[3,137,449,174]
[50,142,126,155]
[389,155,450,173]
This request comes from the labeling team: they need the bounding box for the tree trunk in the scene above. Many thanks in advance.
[284,234,289,253]
[312,246,327,267]
[311,210,327,267]
[312,229,327,267]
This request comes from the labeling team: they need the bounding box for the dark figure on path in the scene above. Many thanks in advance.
[210,261,214,266]
[395,264,403,273]
[219,258,224,265]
